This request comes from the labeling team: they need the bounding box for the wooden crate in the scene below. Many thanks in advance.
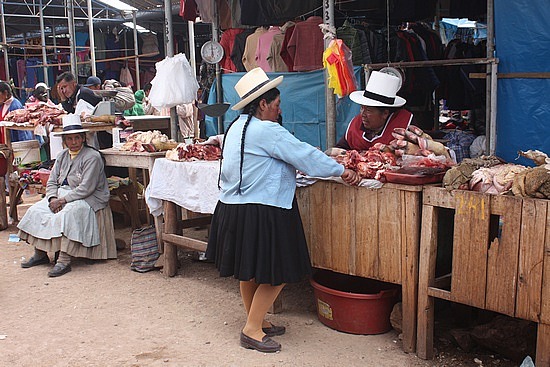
[416,186,550,366]
[296,181,423,353]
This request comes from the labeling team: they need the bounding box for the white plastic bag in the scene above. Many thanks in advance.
[149,53,199,108]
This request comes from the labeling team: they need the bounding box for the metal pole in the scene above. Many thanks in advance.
[489,61,498,155]
[66,0,77,76]
[87,0,96,76]
[188,20,196,76]
[0,2,10,82]
[323,0,336,149]
[212,0,223,134]
[39,0,49,84]
[132,11,140,90]
[486,0,495,154]
[164,0,178,140]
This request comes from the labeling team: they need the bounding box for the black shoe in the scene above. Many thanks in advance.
[48,263,72,277]
[21,255,50,268]
[262,324,286,337]
[240,332,281,353]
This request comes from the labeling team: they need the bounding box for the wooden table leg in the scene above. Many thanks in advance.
[8,178,23,223]
[163,201,178,277]
[0,177,7,230]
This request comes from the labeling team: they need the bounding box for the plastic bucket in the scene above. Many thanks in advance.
[310,269,399,335]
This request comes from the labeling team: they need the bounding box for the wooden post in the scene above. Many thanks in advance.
[0,177,7,230]
[163,201,178,277]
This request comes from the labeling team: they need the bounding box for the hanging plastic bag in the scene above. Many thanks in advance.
[323,39,357,98]
[149,53,199,108]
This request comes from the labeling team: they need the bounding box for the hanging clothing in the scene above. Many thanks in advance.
[120,66,134,88]
[230,28,256,72]
[279,24,296,72]
[268,21,294,72]
[336,20,372,65]
[140,33,160,56]
[242,27,268,71]
[255,27,282,72]
[240,0,323,26]
[286,16,324,72]
[219,28,244,72]
[179,0,198,21]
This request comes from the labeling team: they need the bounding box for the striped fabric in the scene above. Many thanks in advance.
[130,225,159,273]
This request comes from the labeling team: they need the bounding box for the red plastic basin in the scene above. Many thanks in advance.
[310,269,399,335]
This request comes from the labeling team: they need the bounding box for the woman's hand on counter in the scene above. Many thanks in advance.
[341,168,361,186]
[48,197,67,213]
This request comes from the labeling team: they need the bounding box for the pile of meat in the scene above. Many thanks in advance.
[333,146,397,179]
[3,103,65,126]
[442,150,550,198]
[165,143,221,162]
[120,130,177,152]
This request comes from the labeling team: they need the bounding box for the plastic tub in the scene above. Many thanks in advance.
[310,269,399,335]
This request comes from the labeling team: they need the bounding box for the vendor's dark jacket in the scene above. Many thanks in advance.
[336,109,414,150]
[61,85,102,113]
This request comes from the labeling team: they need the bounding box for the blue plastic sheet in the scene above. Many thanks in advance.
[205,67,362,151]
[494,0,550,164]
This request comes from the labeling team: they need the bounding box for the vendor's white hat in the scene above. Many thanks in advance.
[34,82,50,90]
[53,114,89,135]
[231,67,283,111]
[349,71,406,108]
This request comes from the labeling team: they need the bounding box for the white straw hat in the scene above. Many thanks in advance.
[53,114,89,136]
[349,71,406,108]
[231,68,283,111]
[34,82,50,90]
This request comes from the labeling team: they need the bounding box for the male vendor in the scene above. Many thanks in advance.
[335,71,414,150]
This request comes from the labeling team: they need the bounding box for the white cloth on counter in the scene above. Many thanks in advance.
[145,159,384,217]
[145,158,221,216]
[296,173,383,189]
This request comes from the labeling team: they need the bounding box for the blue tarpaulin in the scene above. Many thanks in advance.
[206,67,362,151]
[494,0,550,164]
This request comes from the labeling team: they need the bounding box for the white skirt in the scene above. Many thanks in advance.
[17,186,117,260]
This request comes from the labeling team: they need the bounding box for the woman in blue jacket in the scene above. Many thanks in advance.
[206,68,360,353]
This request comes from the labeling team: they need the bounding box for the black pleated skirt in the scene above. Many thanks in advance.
[205,197,312,286]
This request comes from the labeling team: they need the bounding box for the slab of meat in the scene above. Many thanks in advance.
[333,147,397,179]
[166,143,221,162]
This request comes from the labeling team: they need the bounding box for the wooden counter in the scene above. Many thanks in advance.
[416,186,550,366]
[296,181,423,353]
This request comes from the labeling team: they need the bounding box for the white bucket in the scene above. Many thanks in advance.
[12,140,40,166]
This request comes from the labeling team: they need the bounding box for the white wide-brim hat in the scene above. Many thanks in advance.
[231,67,283,111]
[34,82,50,90]
[349,70,406,108]
[53,114,89,136]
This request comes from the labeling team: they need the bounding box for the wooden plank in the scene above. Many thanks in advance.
[515,199,547,322]
[485,195,522,316]
[416,205,439,360]
[377,187,401,283]
[400,189,421,353]
[309,182,333,269]
[330,184,354,274]
[427,287,452,301]
[0,177,7,230]
[536,323,550,367]
[354,188,379,278]
[163,233,208,252]
[541,203,550,325]
[422,186,455,208]
[451,191,490,309]
[296,186,312,251]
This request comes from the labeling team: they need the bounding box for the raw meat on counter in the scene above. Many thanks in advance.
[3,103,65,126]
[469,163,528,194]
[165,143,221,162]
[120,130,177,152]
[512,150,550,199]
[332,147,397,179]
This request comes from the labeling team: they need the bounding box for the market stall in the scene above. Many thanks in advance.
[416,186,550,366]
[296,180,422,353]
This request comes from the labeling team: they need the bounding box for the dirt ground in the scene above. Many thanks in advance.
[0,195,520,367]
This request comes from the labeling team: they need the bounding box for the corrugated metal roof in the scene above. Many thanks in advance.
[1,0,182,42]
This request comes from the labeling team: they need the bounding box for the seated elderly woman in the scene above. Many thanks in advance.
[18,115,116,277]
